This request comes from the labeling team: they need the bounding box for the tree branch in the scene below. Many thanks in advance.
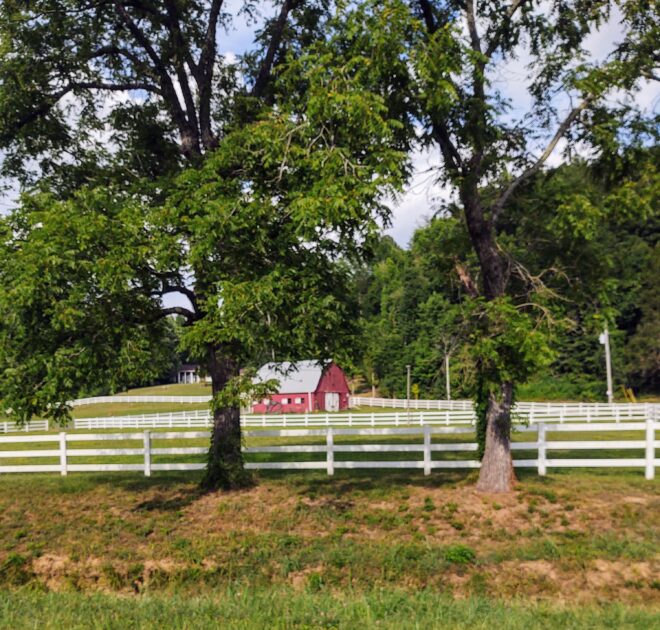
[161,284,198,313]
[197,0,224,149]
[162,0,201,141]
[88,45,159,81]
[160,306,196,321]
[484,0,531,58]
[431,117,463,174]
[8,87,73,134]
[113,1,201,157]
[465,0,482,55]
[70,80,161,94]
[418,1,462,173]
[418,0,437,34]
[252,0,298,99]
[491,100,590,221]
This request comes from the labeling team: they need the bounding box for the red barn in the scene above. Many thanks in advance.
[252,360,350,413]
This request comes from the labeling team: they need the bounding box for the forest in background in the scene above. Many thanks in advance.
[143,150,659,403]
[354,152,659,401]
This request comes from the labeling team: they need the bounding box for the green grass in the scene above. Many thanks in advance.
[0,468,657,608]
[0,588,657,629]
[118,383,213,396]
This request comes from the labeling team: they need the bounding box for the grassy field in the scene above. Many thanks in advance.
[1,383,657,624]
[116,383,213,396]
[0,467,658,627]
[1,589,657,629]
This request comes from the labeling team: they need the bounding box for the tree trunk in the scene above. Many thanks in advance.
[201,349,252,490]
[476,381,515,492]
[460,186,516,492]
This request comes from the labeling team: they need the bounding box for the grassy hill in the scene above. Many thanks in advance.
[0,468,658,627]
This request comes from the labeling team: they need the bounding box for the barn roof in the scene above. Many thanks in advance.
[255,360,327,394]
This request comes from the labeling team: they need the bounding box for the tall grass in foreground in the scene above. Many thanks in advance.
[1,589,658,630]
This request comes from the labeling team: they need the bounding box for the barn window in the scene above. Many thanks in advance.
[281,398,289,405]
[262,398,269,405]
[295,397,304,404]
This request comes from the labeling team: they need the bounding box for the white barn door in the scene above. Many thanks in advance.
[325,392,339,412]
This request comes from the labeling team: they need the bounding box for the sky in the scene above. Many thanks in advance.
[182,1,660,247]
[1,2,658,249]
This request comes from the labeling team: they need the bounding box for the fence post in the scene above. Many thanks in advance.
[423,425,431,476]
[537,423,547,477]
[144,430,152,477]
[326,428,334,476]
[645,407,655,481]
[59,432,67,476]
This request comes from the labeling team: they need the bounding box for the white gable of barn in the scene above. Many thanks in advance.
[255,360,327,394]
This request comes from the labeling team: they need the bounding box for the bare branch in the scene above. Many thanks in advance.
[491,100,590,221]
[453,257,479,297]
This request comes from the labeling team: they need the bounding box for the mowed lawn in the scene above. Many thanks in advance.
[0,468,658,628]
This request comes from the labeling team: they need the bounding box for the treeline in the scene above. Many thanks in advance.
[352,154,659,401]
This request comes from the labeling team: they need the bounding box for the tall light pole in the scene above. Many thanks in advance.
[406,364,411,414]
[444,352,451,401]
[599,327,614,404]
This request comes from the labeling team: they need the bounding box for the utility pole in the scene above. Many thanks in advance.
[599,327,614,404]
[406,364,411,418]
[444,352,451,401]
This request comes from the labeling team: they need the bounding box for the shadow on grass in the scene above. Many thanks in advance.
[0,471,206,498]
[254,469,480,498]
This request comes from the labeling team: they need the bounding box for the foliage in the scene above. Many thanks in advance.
[354,154,659,405]
[0,15,407,482]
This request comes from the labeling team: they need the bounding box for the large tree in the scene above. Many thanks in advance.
[333,0,658,491]
[0,1,406,488]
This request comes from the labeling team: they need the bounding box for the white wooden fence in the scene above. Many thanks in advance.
[71,395,211,406]
[73,409,212,430]
[72,406,655,431]
[352,396,660,420]
[3,406,655,433]
[0,419,657,479]
[351,396,473,410]
[1,420,49,434]
[73,409,478,430]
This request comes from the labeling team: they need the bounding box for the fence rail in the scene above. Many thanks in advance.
[0,418,657,479]
[71,395,211,406]
[351,396,473,410]
[73,409,212,430]
[1,420,49,434]
[3,407,657,433]
[351,396,660,418]
[72,406,656,431]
